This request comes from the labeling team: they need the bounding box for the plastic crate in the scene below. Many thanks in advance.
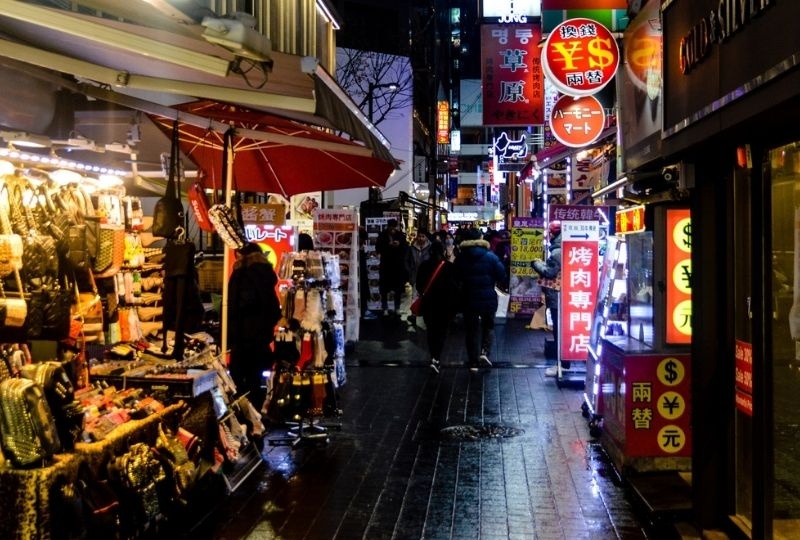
[197,259,224,292]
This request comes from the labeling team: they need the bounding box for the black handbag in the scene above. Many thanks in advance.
[152,121,185,238]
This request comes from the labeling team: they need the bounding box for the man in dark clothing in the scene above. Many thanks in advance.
[532,221,563,375]
[227,242,283,410]
[454,228,508,372]
[416,240,458,373]
[375,218,409,316]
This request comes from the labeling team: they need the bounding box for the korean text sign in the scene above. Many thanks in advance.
[481,23,544,126]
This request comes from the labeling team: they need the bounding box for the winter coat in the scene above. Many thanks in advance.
[532,233,562,307]
[405,237,432,287]
[454,238,507,314]
[415,256,458,318]
[376,228,409,287]
[227,251,282,347]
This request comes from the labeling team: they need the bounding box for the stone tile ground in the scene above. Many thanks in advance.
[195,316,668,539]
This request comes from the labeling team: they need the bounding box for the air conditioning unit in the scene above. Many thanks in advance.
[201,14,272,63]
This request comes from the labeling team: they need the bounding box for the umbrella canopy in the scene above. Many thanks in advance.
[150,100,397,197]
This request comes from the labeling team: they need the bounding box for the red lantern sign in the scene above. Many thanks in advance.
[549,94,606,148]
[541,17,620,96]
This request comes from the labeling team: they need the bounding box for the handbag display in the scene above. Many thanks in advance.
[188,181,215,233]
[207,129,247,249]
[93,224,125,277]
[410,260,445,316]
[152,121,185,238]
[0,377,62,467]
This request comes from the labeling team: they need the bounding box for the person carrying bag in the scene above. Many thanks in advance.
[413,241,458,374]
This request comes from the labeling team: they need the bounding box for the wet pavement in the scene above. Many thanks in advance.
[194,313,672,539]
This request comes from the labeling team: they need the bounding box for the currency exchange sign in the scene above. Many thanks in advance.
[541,17,620,97]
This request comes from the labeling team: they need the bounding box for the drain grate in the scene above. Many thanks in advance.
[439,424,525,441]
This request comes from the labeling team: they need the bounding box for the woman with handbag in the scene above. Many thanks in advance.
[414,240,458,373]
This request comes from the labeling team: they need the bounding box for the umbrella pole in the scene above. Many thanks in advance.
[220,136,234,366]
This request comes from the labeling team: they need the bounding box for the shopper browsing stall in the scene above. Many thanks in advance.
[531,221,563,376]
[375,218,408,317]
[227,242,282,411]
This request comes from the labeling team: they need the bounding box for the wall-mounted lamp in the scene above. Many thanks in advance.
[0,130,51,149]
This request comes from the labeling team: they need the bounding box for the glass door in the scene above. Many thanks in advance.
[733,167,754,531]
[769,142,800,538]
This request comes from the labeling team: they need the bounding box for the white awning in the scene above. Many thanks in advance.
[0,0,395,165]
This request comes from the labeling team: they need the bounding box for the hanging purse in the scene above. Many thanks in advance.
[151,120,185,238]
[188,180,215,233]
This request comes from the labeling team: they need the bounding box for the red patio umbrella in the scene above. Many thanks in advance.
[150,100,396,197]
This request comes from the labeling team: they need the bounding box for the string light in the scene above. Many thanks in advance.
[0,147,129,177]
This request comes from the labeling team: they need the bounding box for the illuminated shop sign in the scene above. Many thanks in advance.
[615,205,645,234]
[437,101,450,144]
[679,0,774,74]
[482,0,541,20]
[665,208,692,344]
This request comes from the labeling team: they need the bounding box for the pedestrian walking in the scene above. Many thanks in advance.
[405,228,432,323]
[227,242,283,411]
[375,218,409,317]
[531,220,563,376]
[415,240,458,373]
[454,228,507,372]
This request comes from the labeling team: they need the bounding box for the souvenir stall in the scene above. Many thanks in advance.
[0,145,265,538]
[582,203,692,474]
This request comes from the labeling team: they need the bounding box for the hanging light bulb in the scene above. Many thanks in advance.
[0,160,15,177]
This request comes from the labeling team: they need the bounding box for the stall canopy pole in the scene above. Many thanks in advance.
[220,129,235,364]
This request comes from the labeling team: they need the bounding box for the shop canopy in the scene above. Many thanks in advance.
[150,100,397,197]
[0,0,397,179]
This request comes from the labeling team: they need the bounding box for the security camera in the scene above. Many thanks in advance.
[661,166,679,183]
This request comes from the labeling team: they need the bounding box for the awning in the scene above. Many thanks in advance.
[533,125,618,169]
[0,0,396,169]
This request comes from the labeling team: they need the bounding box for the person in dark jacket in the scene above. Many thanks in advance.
[531,221,563,375]
[454,228,508,372]
[375,218,409,316]
[416,240,458,373]
[227,242,282,410]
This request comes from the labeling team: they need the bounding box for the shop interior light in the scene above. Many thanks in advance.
[0,147,130,178]
[0,130,51,149]
[0,160,14,176]
[97,174,124,188]
[49,168,83,185]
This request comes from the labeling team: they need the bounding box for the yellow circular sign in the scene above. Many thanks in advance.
[657,425,686,454]
[657,357,684,386]
[656,391,685,420]
[673,217,692,253]
[671,257,692,294]
[671,299,693,337]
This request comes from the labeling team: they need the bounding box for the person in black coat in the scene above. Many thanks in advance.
[227,242,282,410]
[454,228,508,372]
[375,218,409,316]
[415,240,458,373]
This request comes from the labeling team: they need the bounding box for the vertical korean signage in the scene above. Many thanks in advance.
[481,23,544,126]
[666,208,692,344]
[509,217,544,316]
[625,354,692,457]
[560,219,599,362]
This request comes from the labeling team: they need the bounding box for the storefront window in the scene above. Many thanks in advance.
[769,142,800,536]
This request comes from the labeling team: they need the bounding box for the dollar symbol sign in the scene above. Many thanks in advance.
[664,360,678,384]
[683,222,692,249]
[587,37,615,69]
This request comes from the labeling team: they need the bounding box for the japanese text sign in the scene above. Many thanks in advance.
[665,208,692,344]
[244,225,294,270]
[481,23,544,126]
[549,94,606,148]
[240,203,286,226]
[437,101,450,144]
[509,217,545,315]
[541,17,619,96]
